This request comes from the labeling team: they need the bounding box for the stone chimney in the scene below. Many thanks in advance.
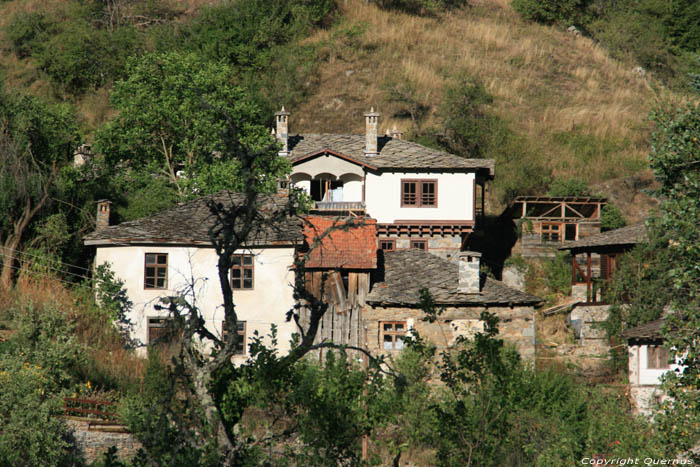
[275,107,290,156]
[364,107,380,157]
[96,200,111,231]
[391,125,403,140]
[458,251,481,294]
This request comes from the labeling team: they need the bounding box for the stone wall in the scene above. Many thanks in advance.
[569,304,610,352]
[385,234,462,262]
[363,304,536,360]
[66,419,142,463]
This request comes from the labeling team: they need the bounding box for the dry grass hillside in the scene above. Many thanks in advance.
[292,0,684,208]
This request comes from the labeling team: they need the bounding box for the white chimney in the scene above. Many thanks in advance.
[364,107,379,157]
[275,107,290,156]
[458,251,481,294]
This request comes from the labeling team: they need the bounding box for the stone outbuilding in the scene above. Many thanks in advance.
[364,248,543,360]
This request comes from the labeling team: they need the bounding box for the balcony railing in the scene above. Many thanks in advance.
[313,201,366,212]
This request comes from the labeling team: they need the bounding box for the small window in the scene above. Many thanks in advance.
[401,179,437,207]
[145,253,168,289]
[410,239,427,251]
[231,255,254,289]
[381,321,406,350]
[564,223,577,241]
[379,239,396,251]
[647,345,670,369]
[541,223,561,242]
[223,321,247,355]
[148,317,174,345]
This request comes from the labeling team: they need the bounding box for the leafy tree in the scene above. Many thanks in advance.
[94,51,289,199]
[0,87,78,288]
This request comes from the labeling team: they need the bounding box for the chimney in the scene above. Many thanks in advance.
[96,200,111,231]
[457,251,481,294]
[73,143,93,167]
[364,107,380,157]
[275,107,290,156]
[391,125,403,140]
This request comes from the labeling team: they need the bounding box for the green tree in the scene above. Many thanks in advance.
[94,51,288,199]
[546,177,590,197]
[0,86,78,288]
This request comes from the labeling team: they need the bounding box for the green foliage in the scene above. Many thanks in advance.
[511,0,591,26]
[370,0,462,15]
[600,203,627,231]
[526,252,572,304]
[4,11,54,58]
[94,263,133,329]
[547,177,590,197]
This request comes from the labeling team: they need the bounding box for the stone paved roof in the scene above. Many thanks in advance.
[302,216,377,269]
[287,134,495,175]
[84,191,303,246]
[366,249,543,306]
[622,319,665,340]
[559,223,647,252]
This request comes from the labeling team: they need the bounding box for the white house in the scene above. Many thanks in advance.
[623,319,682,415]
[84,192,302,360]
[276,107,495,261]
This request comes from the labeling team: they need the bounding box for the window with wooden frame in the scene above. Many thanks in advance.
[540,223,562,242]
[144,253,168,289]
[381,321,406,350]
[231,255,254,289]
[410,239,427,250]
[222,321,247,355]
[379,239,396,251]
[647,345,670,369]
[401,179,437,207]
[148,317,174,345]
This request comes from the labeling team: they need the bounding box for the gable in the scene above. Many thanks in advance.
[291,151,368,178]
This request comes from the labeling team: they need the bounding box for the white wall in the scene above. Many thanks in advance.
[95,245,297,359]
[632,344,682,386]
[365,172,475,223]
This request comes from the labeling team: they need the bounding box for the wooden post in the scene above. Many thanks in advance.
[586,252,592,302]
[571,254,577,285]
[361,343,369,461]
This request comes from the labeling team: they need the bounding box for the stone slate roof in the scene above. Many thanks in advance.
[302,216,377,269]
[622,319,665,340]
[366,249,543,306]
[559,223,647,252]
[84,191,303,247]
[287,134,495,175]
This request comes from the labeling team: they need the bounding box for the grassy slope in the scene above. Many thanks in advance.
[293,0,684,209]
[0,0,687,211]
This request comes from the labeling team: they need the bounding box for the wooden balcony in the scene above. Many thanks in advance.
[311,201,366,215]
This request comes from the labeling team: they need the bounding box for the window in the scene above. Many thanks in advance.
[231,255,254,289]
[410,239,427,250]
[381,321,406,350]
[647,345,670,369]
[401,179,437,207]
[223,321,247,355]
[564,223,577,241]
[144,253,168,289]
[379,239,396,251]
[540,223,561,242]
[148,318,174,345]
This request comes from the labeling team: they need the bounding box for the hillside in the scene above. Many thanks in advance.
[0,0,688,210]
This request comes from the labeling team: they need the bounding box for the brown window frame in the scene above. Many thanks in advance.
[410,239,427,250]
[647,345,670,370]
[401,179,437,208]
[144,253,168,290]
[381,321,407,350]
[379,238,396,251]
[540,222,562,242]
[231,254,254,290]
[223,321,247,355]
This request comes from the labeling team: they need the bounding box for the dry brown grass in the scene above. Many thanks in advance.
[295,0,688,198]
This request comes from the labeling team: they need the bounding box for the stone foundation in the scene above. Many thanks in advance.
[386,234,462,262]
[66,418,142,463]
[364,305,536,360]
[630,385,669,416]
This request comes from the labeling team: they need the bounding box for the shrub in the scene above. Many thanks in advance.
[4,11,54,58]
[370,0,462,15]
[600,203,626,231]
[511,0,591,27]
[547,177,590,197]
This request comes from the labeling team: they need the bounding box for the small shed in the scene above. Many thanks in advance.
[505,196,607,257]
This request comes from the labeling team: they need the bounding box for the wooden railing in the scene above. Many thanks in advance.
[63,397,118,420]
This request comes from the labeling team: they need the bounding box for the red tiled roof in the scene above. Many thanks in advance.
[302,216,377,269]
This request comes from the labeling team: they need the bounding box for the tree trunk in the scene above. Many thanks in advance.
[0,235,20,289]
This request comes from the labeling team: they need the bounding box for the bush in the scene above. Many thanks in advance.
[371,0,462,15]
[4,11,54,58]
[511,0,591,26]
[600,203,626,231]
[547,177,590,197]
